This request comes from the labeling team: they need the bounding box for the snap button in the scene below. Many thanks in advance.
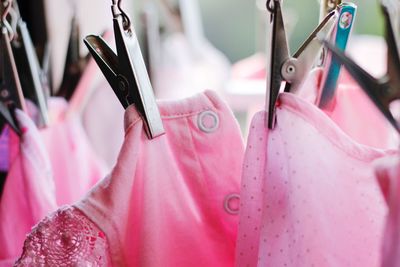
[198,110,219,133]
[224,193,240,215]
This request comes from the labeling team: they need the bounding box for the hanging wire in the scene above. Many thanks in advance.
[115,0,132,31]
[1,0,15,40]
[1,0,11,21]
[266,0,275,13]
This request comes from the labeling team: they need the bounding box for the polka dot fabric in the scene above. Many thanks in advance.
[374,156,400,267]
[236,93,396,267]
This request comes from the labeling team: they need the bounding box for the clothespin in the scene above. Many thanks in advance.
[84,0,165,139]
[57,13,90,101]
[266,0,338,129]
[318,2,357,108]
[11,8,49,127]
[321,0,400,133]
[0,0,26,134]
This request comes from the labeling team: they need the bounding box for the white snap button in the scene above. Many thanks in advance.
[224,193,240,215]
[198,110,219,133]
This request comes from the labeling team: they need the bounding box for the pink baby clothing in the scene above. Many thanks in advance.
[374,156,400,267]
[292,68,398,149]
[40,97,108,206]
[235,93,396,267]
[81,79,125,169]
[16,90,244,266]
[0,110,57,266]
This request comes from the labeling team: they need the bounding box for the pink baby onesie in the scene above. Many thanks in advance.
[374,156,400,267]
[40,97,108,206]
[0,110,57,266]
[16,90,244,267]
[235,93,396,267]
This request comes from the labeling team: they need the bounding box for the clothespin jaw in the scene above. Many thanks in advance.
[318,3,357,108]
[84,35,126,107]
[84,0,165,139]
[58,15,90,101]
[13,19,49,127]
[0,24,25,134]
[267,0,290,129]
[383,0,400,90]
[321,0,400,133]
[266,0,337,129]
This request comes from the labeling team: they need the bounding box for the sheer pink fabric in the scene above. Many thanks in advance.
[16,90,244,266]
[235,93,396,267]
[40,98,107,206]
[0,110,57,266]
[375,156,400,267]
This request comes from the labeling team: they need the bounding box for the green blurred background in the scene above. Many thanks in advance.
[194,0,384,62]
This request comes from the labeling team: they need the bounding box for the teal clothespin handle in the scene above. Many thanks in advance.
[319,3,357,108]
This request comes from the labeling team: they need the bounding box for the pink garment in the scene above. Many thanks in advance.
[236,93,396,267]
[0,110,57,266]
[374,156,400,267]
[16,90,244,266]
[82,79,125,169]
[15,206,111,266]
[228,36,396,149]
[40,97,107,206]
[303,69,398,149]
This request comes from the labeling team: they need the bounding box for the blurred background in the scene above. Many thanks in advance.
[33,0,386,89]
[154,0,385,62]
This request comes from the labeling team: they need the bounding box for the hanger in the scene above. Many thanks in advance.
[57,10,90,101]
[266,0,338,129]
[83,0,165,139]
[321,0,400,133]
[0,0,26,135]
[10,0,49,127]
[318,2,357,108]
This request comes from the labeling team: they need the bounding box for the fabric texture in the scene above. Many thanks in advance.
[235,92,396,267]
[0,110,57,266]
[81,80,125,170]
[40,97,108,206]
[307,69,398,149]
[16,90,244,267]
[374,156,400,267]
[15,206,111,266]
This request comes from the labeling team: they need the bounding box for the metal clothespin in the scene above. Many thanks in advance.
[321,0,400,133]
[266,0,338,129]
[57,3,90,101]
[84,0,165,139]
[0,0,26,134]
[318,2,357,108]
[11,0,49,127]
